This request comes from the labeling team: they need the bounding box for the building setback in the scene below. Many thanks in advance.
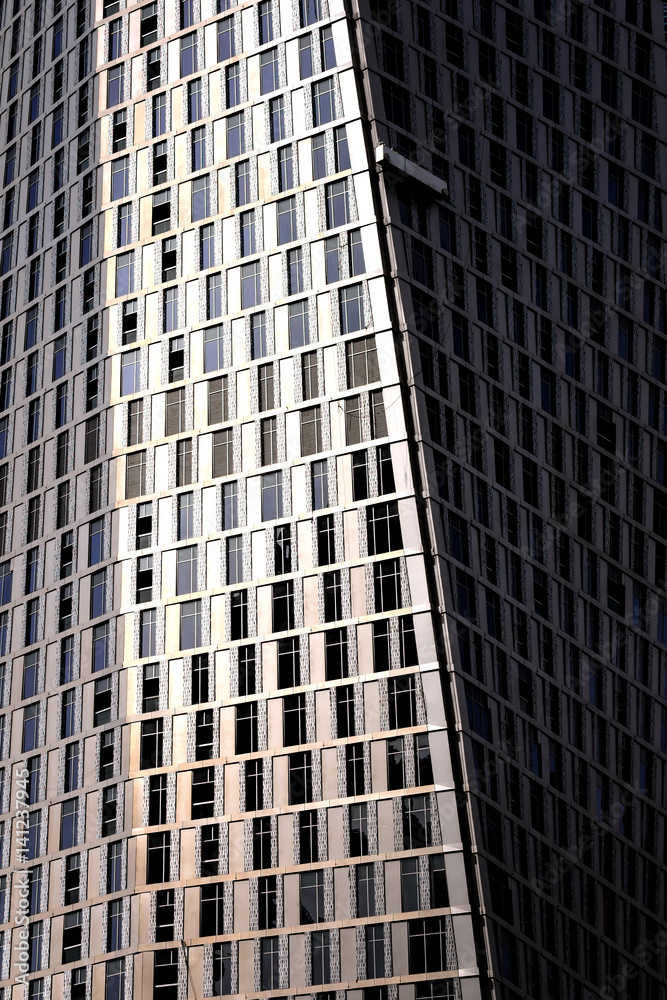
[0,1,665,1000]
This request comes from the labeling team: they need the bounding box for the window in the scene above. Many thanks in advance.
[116,252,134,297]
[260,48,279,93]
[346,335,378,387]
[374,558,401,612]
[136,502,153,550]
[99,730,114,782]
[273,581,294,632]
[300,869,324,923]
[347,742,364,795]
[61,689,76,737]
[116,205,132,249]
[353,864,375,919]
[153,93,166,136]
[388,675,417,729]
[323,570,342,621]
[278,637,300,688]
[326,180,349,229]
[375,445,393,496]
[301,0,321,25]
[242,262,261,308]
[207,273,222,318]
[141,3,158,45]
[120,350,140,397]
[238,646,255,696]
[278,146,293,192]
[218,17,234,61]
[366,924,384,979]
[408,917,451,973]
[299,35,313,78]
[153,191,171,235]
[192,126,207,171]
[258,874,277,929]
[102,785,118,835]
[188,78,202,121]
[227,113,244,157]
[367,501,401,554]
[240,211,255,256]
[259,0,273,41]
[180,600,202,649]
[62,910,82,963]
[348,228,365,275]
[140,609,156,658]
[253,816,272,869]
[94,676,112,726]
[213,428,233,477]
[148,774,167,827]
[313,77,335,125]
[325,237,339,283]
[246,758,263,810]
[262,471,282,520]
[200,883,224,935]
[287,300,310,348]
[23,704,40,752]
[227,536,243,585]
[65,853,80,905]
[203,326,224,374]
[153,140,167,183]
[212,943,232,996]
[289,750,312,804]
[192,767,214,817]
[199,224,215,271]
[192,176,210,221]
[312,931,330,985]
[302,351,319,401]
[178,493,193,539]
[165,387,185,436]
[270,96,285,141]
[258,363,274,412]
[321,24,336,68]
[301,406,322,455]
[141,663,160,714]
[177,546,197,595]
[387,735,406,790]
[60,799,78,849]
[93,623,110,672]
[403,794,432,849]
[247,312,266,359]
[317,514,335,566]
[107,840,123,893]
[235,701,257,753]
[236,160,251,205]
[141,718,163,769]
[322,629,346,681]
[340,284,364,334]
[155,889,175,942]
[180,32,197,76]
[88,517,105,566]
[154,949,178,1000]
[201,823,219,875]
[107,66,123,108]
[277,197,297,245]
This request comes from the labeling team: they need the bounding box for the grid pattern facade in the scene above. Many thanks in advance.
[0,2,483,1000]
[352,1,667,999]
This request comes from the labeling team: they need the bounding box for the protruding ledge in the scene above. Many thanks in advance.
[375,143,449,197]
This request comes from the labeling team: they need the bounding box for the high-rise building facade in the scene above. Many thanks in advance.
[0,1,665,1000]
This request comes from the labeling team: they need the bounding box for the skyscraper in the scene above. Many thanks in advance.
[0,0,665,999]
[355,2,667,999]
